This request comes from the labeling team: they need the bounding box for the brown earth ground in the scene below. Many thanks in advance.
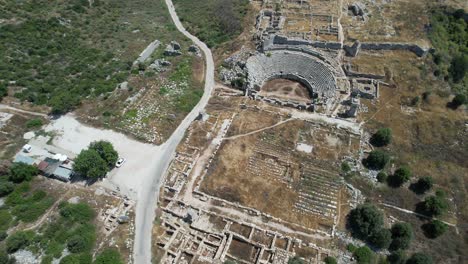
[259,79,312,103]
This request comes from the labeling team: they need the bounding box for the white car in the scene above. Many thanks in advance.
[116,158,125,168]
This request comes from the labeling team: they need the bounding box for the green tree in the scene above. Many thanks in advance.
[369,228,392,249]
[347,204,384,240]
[387,250,406,264]
[377,171,388,183]
[324,256,337,264]
[388,166,412,187]
[354,246,373,264]
[0,250,15,264]
[371,128,392,147]
[450,94,466,109]
[422,191,448,217]
[5,231,32,253]
[26,118,43,129]
[67,235,88,253]
[93,249,123,264]
[288,256,304,264]
[8,162,38,183]
[73,149,108,178]
[422,219,448,239]
[363,150,390,170]
[406,253,433,264]
[0,83,7,101]
[89,141,118,168]
[390,223,413,251]
[341,162,351,173]
[0,182,15,197]
[411,176,433,194]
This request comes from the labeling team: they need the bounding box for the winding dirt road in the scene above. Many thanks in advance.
[132,0,215,263]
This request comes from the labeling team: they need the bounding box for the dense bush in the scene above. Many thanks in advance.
[387,250,406,264]
[353,246,373,264]
[6,231,33,253]
[0,182,15,197]
[406,253,433,264]
[59,202,95,223]
[388,166,412,187]
[0,250,15,264]
[410,176,433,194]
[347,204,384,241]
[422,190,449,217]
[73,149,109,178]
[429,8,468,88]
[370,128,392,147]
[323,256,337,264]
[89,141,118,168]
[369,228,392,249]
[0,83,8,101]
[422,219,448,238]
[94,248,123,264]
[390,222,413,251]
[377,171,388,183]
[26,118,43,129]
[450,93,466,109]
[8,162,38,183]
[287,256,304,264]
[363,150,390,170]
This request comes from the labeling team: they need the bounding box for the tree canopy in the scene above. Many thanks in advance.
[370,128,392,147]
[89,141,118,168]
[93,249,123,264]
[324,256,337,264]
[363,150,390,170]
[406,253,433,264]
[8,162,38,183]
[73,149,109,178]
[422,191,449,217]
[353,246,373,264]
[388,166,412,187]
[422,219,448,239]
[410,176,433,194]
[347,204,384,241]
[390,222,413,251]
[369,228,392,249]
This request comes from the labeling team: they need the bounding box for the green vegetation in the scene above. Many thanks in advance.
[377,171,388,183]
[0,182,15,197]
[371,128,392,147]
[74,140,118,178]
[388,166,412,187]
[173,0,250,47]
[450,93,466,109]
[363,150,390,170]
[388,250,406,264]
[422,219,448,239]
[88,141,118,168]
[0,82,7,102]
[347,204,391,249]
[8,162,38,183]
[353,246,373,264]
[428,8,467,94]
[5,230,34,253]
[26,119,44,129]
[341,162,351,173]
[410,176,433,194]
[287,256,304,264]
[421,190,449,217]
[406,253,433,264]
[323,256,337,264]
[390,222,413,251]
[73,149,109,178]
[94,248,124,264]
[369,228,392,249]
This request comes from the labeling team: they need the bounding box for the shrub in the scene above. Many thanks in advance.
[0,250,14,264]
[287,256,304,264]
[67,235,88,253]
[6,231,33,253]
[390,223,413,251]
[363,150,390,170]
[369,228,392,249]
[94,248,123,264]
[377,171,388,183]
[370,128,392,147]
[354,246,373,264]
[388,166,412,187]
[422,192,448,217]
[422,219,448,239]
[8,162,38,183]
[59,203,95,223]
[88,141,118,168]
[347,204,384,240]
[324,256,337,264]
[341,162,351,173]
[0,182,14,197]
[406,253,433,264]
[410,176,433,194]
[73,149,108,178]
[347,243,357,253]
[450,94,466,109]
[387,250,406,264]
[26,119,43,129]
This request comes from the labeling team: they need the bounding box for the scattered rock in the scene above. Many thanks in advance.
[68,196,80,204]
[164,41,182,56]
[23,131,35,140]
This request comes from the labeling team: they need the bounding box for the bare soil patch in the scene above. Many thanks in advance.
[259,79,312,103]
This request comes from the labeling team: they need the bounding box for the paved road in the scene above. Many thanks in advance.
[132,0,215,263]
